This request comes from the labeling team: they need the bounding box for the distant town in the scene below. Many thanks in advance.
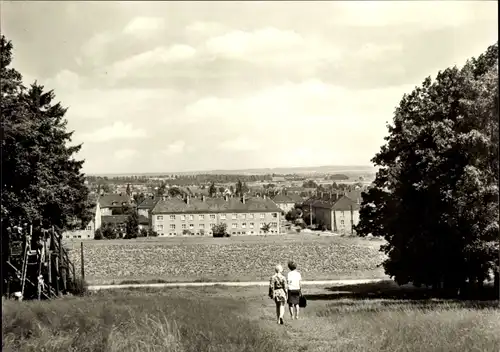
[64,166,375,240]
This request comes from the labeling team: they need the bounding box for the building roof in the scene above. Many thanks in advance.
[138,197,160,209]
[272,194,295,204]
[345,189,363,203]
[151,196,281,214]
[310,195,360,211]
[287,193,303,203]
[99,194,131,208]
[138,215,149,225]
[101,215,128,225]
[272,194,303,204]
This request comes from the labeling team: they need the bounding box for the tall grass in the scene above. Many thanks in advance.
[299,300,500,352]
[3,286,499,352]
[2,288,285,352]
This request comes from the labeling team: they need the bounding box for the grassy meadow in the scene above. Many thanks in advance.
[3,281,499,352]
[64,235,387,285]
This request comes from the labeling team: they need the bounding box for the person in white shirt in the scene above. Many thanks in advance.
[286,260,302,320]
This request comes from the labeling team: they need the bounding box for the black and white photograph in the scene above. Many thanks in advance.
[1,1,499,351]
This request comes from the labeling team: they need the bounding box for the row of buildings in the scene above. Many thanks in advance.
[63,188,364,239]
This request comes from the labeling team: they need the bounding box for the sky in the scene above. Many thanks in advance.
[2,1,498,174]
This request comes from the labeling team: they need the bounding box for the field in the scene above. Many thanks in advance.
[64,235,387,285]
[3,281,499,352]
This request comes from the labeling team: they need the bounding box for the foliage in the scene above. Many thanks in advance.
[355,43,499,294]
[326,174,349,180]
[212,223,229,237]
[235,180,249,196]
[285,209,301,222]
[208,182,217,197]
[1,35,92,233]
[125,209,139,239]
[139,228,148,238]
[94,228,103,240]
[133,192,146,206]
[101,223,118,240]
[147,228,159,237]
[302,180,318,188]
[183,229,193,236]
[261,223,271,234]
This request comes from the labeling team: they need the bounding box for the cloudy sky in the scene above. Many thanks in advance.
[3,1,497,174]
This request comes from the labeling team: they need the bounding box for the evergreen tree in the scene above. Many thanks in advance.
[209,182,217,197]
[1,35,91,233]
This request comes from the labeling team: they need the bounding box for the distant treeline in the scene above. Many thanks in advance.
[87,174,274,185]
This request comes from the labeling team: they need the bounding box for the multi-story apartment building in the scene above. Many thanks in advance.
[151,195,282,236]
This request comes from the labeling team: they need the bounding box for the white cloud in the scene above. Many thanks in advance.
[107,45,196,80]
[204,27,341,64]
[81,32,115,63]
[114,149,139,160]
[44,69,80,92]
[79,122,147,143]
[217,137,260,152]
[162,140,186,155]
[335,2,493,29]
[186,21,226,36]
[123,16,165,38]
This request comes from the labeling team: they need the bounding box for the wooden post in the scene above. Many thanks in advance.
[350,205,354,235]
[309,203,313,227]
[54,256,59,296]
[333,210,337,232]
[58,233,63,293]
[47,251,52,293]
[80,242,85,281]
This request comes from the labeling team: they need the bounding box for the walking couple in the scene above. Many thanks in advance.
[268,260,303,325]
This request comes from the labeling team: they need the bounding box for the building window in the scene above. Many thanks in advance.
[220,214,226,220]
[170,215,176,221]
[248,213,254,219]
[260,213,265,219]
[199,214,205,220]
[240,214,245,219]
[210,223,216,228]
[189,224,194,229]
[200,224,205,229]
[157,224,164,231]
[232,223,237,229]
[182,224,187,229]
[340,220,345,225]
[272,213,277,218]
[170,224,175,230]
[181,215,186,221]
[210,214,216,220]
[232,214,237,220]
[86,226,92,231]
[189,215,194,221]
[242,222,246,228]
[250,223,254,228]
[271,222,278,227]
[157,216,163,221]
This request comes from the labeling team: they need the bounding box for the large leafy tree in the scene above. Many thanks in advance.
[355,43,499,295]
[1,35,92,234]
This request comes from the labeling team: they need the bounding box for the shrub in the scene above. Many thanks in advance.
[212,223,228,237]
[183,229,192,236]
[94,229,103,240]
[139,228,148,237]
[67,277,88,296]
[199,229,205,236]
[147,229,159,237]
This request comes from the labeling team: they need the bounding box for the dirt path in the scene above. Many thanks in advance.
[88,278,385,291]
